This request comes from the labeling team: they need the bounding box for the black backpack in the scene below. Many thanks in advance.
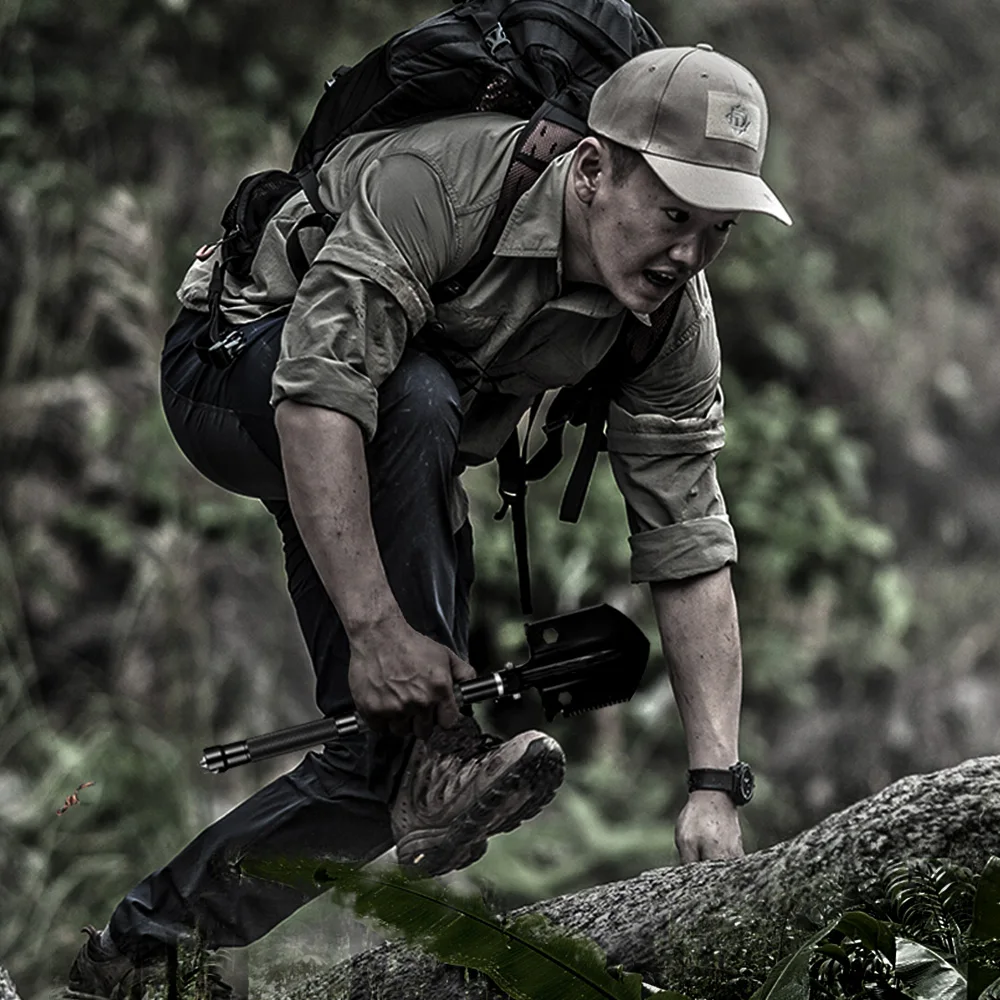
[198,0,679,614]
[200,0,661,328]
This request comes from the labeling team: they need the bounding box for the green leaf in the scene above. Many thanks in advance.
[970,857,1000,998]
[815,943,850,963]
[834,910,897,963]
[883,859,972,956]
[893,938,964,1000]
[748,920,839,1000]
[241,855,645,1000]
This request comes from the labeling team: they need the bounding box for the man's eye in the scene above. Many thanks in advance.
[715,219,739,233]
[664,208,689,223]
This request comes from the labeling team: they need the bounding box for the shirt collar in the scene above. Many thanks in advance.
[493,151,651,325]
[494,152,571,260]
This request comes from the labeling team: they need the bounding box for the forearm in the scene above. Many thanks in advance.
[650,564,742,769]
[274,400,401,635]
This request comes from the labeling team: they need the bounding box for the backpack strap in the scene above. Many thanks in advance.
[558,289,685,519]
[494,396,545,614]
[430,110,583,304]
[437,110,585,612]
[294,163,328,216]
[557,386,611,522]
[286,210,339,283]
[494,288,684,614]
[193,260,247,369]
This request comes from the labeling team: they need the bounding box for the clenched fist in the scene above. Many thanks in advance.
[348,615,477,739]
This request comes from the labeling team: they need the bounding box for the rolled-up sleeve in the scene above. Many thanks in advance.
[607,274,737,583]
[270,152,456,441]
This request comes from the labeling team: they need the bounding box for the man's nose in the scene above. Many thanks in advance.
[667,231,705,272]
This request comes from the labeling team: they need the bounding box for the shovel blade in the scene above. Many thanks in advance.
[520,604,649,720]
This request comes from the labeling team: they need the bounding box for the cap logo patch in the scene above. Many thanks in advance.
[705,91,761,150]
[726,104,752,134]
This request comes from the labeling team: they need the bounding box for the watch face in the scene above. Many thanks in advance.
[733,763,755,805]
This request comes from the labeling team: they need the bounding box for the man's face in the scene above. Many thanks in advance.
[568,141,740,313]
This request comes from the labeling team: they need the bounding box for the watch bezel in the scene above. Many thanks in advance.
[730,761,755,805]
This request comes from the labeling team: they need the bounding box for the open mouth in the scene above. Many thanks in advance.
[642,269,676,289]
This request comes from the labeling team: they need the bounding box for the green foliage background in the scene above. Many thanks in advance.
[3,1,1000,997]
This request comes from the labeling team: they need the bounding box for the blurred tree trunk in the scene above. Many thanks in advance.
[262,755,1000,999]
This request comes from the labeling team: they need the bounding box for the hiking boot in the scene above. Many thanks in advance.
[65,926,154,1000]
[65,926,237,1000]
[390,716,566,876]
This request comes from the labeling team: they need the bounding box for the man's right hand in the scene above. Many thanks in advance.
[347,615,477,739]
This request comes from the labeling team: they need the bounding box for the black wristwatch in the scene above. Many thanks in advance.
[687,761,755,806]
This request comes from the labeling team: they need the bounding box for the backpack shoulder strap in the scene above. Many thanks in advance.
[430,108,583,304]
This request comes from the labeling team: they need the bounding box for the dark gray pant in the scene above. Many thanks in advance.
[108,308,473,962]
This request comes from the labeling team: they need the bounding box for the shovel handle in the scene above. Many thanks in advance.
[201,603,646,774]
[200,672,511,773]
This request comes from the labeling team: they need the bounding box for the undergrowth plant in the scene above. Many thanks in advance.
[234,853,1000,1000]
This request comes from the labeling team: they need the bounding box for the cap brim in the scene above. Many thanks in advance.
[642,152,793,226]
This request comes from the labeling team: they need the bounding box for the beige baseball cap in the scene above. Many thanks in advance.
[588,44,792,225]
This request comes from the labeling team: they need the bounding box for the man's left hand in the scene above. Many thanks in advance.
[675,790,744,864]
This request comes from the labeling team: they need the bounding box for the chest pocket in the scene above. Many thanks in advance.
[484,313,620,394]
[431,301,506,350]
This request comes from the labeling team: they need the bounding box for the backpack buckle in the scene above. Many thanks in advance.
[483,22,511,57]
[205,328,246,369]
[494,484,524,521]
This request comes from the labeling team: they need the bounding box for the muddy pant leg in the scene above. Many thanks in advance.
[107,311,471,961]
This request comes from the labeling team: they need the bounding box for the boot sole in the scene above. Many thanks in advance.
[66,973,159,1000]
[394,734,565,876]
[66,982,149,1000]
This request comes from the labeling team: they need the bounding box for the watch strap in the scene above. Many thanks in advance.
[688,762,754,805]
[687,768,735,794]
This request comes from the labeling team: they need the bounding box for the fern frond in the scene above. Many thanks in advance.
[882,859,974,957]
[241,854,649,1000]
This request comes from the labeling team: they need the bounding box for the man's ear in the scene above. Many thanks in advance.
[570,137,606,206]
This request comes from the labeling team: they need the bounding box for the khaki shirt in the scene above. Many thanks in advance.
[177,112,736,582]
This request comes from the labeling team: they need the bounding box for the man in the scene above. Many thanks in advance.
[67,43,790,999]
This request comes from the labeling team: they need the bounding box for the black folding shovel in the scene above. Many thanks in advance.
[200,603,649,773]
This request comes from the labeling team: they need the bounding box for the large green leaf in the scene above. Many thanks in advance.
[969,857,1000,998]
[241,855,655,1000]
[749,911,899,1000]
[747,920,840,1000]
[894,938,965,999]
